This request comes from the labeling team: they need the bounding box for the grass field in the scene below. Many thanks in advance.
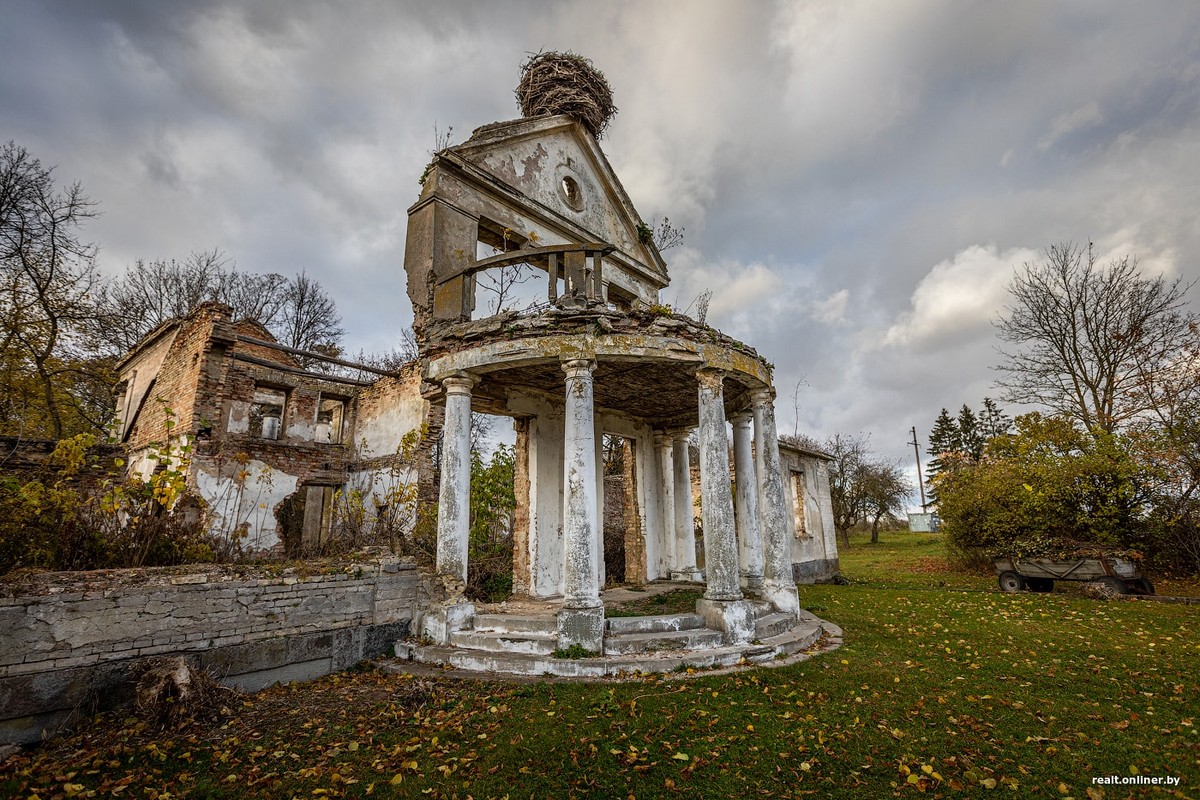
[3,533,1197,799]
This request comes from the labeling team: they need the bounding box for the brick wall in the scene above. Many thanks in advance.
[0,558,434,746]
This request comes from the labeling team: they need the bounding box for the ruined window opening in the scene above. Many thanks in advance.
[473,263,544,317]
[473,220,544,318]
[602,434,643,585]
[250,386,287,440]
[316,395,346,444]
[606,283,635,312]
[790,470,809,539]
[560,175,585,211]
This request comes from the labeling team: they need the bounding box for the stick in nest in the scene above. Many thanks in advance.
[516,50,618,138]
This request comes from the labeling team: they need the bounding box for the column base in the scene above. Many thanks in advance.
[740,572,764,592]
[762,581,800,615]
[670,568,704,583]
[421,601,475,646]
[695,598,757,645]
[556,607,605,654]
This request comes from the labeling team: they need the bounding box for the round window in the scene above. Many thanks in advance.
[560,175,585,211]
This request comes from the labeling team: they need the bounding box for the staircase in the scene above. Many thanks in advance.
[392,599,838,678]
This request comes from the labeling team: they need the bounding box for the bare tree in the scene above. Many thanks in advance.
[824,432,872,548]
[860,461,911,543]
[996,242,1194,433]
[99,250,291,353]
[0,141,107,437]
[275,270,344,361]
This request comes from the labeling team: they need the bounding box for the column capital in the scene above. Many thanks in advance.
[729,410,754,427]
[695,366,726,390]
[751,386,776,406]
[653,429,671,447]
[667,427,693,443]
[561,357,596,378]
[442,373,476,395]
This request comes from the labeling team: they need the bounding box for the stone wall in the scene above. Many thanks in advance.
[0,558,433,746]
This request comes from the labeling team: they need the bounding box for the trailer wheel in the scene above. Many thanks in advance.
[998,571,1024,592]
[1093,576,1127,596]
[1130,578,1155,595]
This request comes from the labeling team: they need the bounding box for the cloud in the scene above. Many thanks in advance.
[1037,101,1103,150]
[881,244,1037,349]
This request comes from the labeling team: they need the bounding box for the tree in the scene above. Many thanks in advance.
[824,432,870,547]
[0,141,109,438]
[99,251,289,354]
[860,461,911,543]
[957,404,984,460]
[979,397,1012,440]
[275,271,345,365]
[935,413,1153,564]
[996,242,1194,433]
[925,407,961,502]
[100,257,344,366]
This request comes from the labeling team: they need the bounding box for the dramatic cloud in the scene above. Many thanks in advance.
[3,0,1199,501]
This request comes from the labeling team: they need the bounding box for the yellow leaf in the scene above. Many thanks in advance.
[1058,783,1069,794]
[390,774,403,785]
[800,761,812,771]
[922,764,933,775]
[672,753,690,761]
[1129,765,1139,775]
[981,778,997,789]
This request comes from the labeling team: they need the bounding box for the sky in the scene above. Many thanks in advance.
[3,0,1199,501]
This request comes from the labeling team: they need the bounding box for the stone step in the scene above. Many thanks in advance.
[606,613,704,635]
[603,628,724,655]
[472,614,557,635]
[395,643,759,678]
[747,600,774,618]
[760,622,823,657]
[448,630,557,656]
[754,612,796,640]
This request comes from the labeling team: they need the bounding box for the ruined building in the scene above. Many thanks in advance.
[115,59,839,671]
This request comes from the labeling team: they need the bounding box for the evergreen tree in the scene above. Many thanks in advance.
[958,404,985,459]
[925,408,960,503]
[979,397,1012,440]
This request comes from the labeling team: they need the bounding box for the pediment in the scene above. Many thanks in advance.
[447,115,668,282]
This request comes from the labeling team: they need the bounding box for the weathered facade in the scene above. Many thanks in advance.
[115,304,433,556]
[112,90,839,662]
[407,110,839,653]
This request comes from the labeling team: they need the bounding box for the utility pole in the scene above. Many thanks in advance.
[909,426,927,512]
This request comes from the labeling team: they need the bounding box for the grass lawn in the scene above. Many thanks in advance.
[3,535,1197,799]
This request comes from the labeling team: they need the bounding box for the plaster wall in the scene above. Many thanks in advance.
[352,368,427,460]
[195,459,298,552]
[779,448,840,582]
[508,391,565,597]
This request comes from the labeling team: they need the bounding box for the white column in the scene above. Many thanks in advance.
[730,411,764,591]
[696,368,742,602]
[670,428,701,581]
[435,374,474,581]
[753,387,800,614]
[654,430,676,575]
[561,359,601,610]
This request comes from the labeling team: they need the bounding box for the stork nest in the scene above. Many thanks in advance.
[516,51,617,138]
